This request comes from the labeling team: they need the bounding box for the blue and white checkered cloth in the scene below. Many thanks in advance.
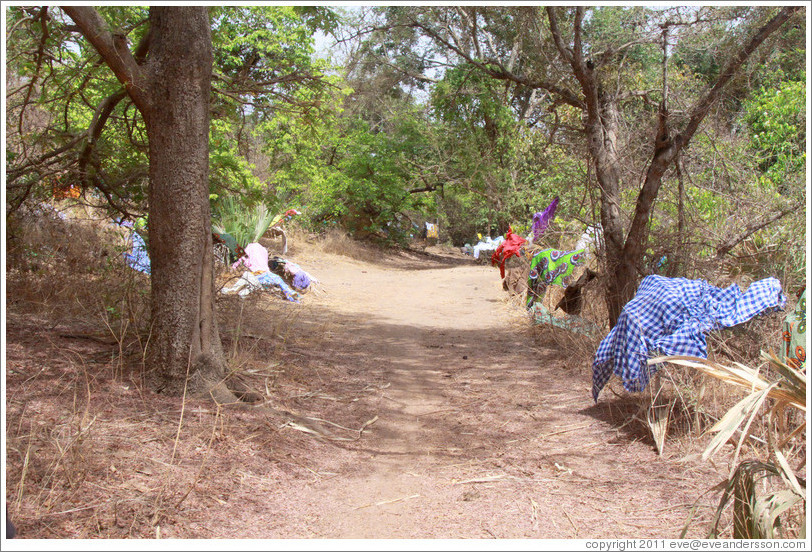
[592,275,786,401]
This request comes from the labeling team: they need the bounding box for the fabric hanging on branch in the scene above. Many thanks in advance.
[490,227,527,278]
[783,287,806,372]
[525,248,587,309]
[591,275,786,401]
[530,196,559,242]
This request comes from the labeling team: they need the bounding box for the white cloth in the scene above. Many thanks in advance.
[472,236,504,259]
[574,225,603,258]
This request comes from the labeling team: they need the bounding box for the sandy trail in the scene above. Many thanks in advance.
[230,250,717,539]
[4,246,724,540]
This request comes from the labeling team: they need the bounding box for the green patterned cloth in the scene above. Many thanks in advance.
[784,288,806,371]
[526,248,586,308]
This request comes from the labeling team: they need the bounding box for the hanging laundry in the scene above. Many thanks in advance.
[491,227,527,278]
[592,275,786,401]
[574,224,603,258]
[530,197,559,242]
[526,248,586,309]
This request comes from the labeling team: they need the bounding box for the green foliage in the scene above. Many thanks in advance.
[209,119,263,201]
[742,77,806,193]
[6,4,804,281]
[5,6,337,222]
[583,6,661,69]
[211,196,280,248]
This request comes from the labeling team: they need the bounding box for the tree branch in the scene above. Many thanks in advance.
[407,15,585,110]
[60,6,151,118]
[624,6,801,263]
[674,6,801,151]
[76,90,128,187]
[715,201,802,259]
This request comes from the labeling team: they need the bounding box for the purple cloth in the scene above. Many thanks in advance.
[532,197,559,241]
[292,272,311,290]
[284,261,315,290]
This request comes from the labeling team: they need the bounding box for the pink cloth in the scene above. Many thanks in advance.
[232,242,270,273]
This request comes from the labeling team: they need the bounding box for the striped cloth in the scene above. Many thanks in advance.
[592,275,786,401]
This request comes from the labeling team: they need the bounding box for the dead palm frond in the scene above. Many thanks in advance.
[654,351,806,539]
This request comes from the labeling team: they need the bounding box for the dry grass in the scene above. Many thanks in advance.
[6,203,152,374]
[524,268,608,370]
[283,226,389,264]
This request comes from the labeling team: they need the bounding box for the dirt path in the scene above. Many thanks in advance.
[212,247,721,539]
[5,245,725,540]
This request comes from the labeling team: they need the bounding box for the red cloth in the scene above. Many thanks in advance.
[491,228,527,278]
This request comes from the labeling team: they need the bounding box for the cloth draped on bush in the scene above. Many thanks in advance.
[591,275,786,401]
[471,236,504,260]
[226,242,301,302]
[530,196,558,242]
[525,248,587,309]
[491,228,527,278]
[784,287,806,372]
[212,231,243,264]
[116,219,151,275]
[270,257,318,292]
[232,242,270,273]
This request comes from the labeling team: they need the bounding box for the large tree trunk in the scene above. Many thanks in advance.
[145,7,227,396]
[587,97,629,326]
[63,6,235,401]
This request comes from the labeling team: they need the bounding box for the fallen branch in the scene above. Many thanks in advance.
[354,493,421,510]
[451,474,509,485]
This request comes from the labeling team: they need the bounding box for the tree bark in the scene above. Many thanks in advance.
[63,6,235,401]
[608,6,800,325]
[548,6,800,326]
[145,7,230,398]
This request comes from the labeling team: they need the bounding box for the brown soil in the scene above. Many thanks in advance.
[5,241,730,541]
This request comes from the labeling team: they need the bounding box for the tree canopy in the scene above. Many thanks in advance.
[5,4,806,343]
